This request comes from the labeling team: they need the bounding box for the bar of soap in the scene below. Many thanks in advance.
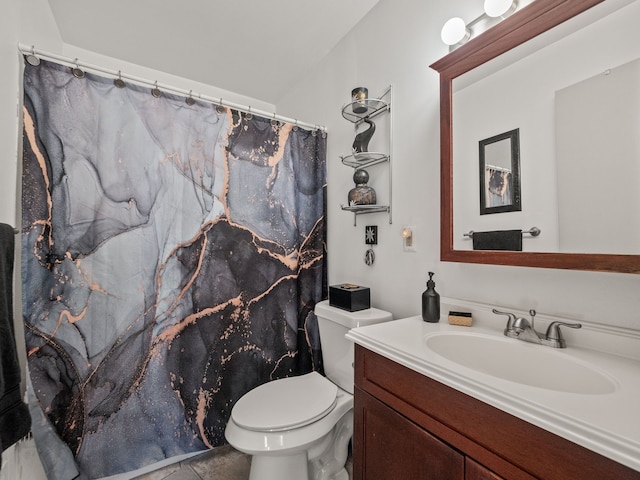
[448,311,473,326]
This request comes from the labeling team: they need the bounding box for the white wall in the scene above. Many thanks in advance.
[277,0,640,329]
[556,59,640,254]
[0,0,20,227]
[61,46,275,114]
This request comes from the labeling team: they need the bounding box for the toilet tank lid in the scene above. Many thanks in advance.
[314,300,392,328]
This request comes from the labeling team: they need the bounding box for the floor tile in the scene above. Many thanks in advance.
[159,468,201,480]
[134,444,352,480]
[189,445,251,480]
[132,461,183,480]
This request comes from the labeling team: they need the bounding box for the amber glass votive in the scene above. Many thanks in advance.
[351,87,368,114]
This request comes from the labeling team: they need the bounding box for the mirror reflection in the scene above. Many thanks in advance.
[452,0,640,254]
[555,57,640,254]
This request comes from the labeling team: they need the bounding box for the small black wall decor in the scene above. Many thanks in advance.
[365,225,378,245]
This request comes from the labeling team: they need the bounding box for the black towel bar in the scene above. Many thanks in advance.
[464,227,541,238]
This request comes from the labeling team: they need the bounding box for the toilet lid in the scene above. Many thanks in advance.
[231,372,338,432]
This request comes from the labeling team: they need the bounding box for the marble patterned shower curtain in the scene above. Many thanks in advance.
[21,59,326,479]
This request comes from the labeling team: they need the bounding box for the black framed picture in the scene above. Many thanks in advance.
[479,128,522,215]
[365,225,377,245]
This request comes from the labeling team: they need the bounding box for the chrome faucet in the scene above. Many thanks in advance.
[492,308,582,348]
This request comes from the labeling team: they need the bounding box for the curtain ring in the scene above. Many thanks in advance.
[185,89,196,105]
[270,112,279,127]
[26,45,40,66]
[293,119,299,131]
[216,99,225,114]
[245,106,253,121]
[151,81,162,98]
[72,58,85,78]
[114,70,126,88]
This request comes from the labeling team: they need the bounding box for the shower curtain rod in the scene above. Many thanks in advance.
[485,163,511,173]
[17,44,327,134]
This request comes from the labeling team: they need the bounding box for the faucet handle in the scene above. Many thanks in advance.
[492,309,517,332]
[545,321,582,348]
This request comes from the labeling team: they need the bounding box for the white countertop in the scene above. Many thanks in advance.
[346,312,640,472]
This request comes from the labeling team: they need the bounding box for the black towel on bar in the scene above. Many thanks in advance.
[0,223,31,453]
[472,229,523,251]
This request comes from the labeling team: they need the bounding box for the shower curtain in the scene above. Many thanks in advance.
[21,59,327,479]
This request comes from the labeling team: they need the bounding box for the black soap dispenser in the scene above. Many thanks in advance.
[422,272,440,323]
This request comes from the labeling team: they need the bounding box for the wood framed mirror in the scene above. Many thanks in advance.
[430,0,640,274]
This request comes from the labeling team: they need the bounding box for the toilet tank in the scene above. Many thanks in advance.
[314,300,392,394]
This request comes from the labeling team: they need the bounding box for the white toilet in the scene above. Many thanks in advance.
[225,300,392,480]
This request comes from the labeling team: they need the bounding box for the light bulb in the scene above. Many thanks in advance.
[484,0,516,18]
[440,17,470,46]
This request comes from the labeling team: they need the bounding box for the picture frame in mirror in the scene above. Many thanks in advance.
[479,128,521,215]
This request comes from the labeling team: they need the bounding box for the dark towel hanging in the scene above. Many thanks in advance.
[0,223,31,453]
[472,229,523,251]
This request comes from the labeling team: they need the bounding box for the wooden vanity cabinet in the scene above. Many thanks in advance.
[356,388,465,479]
[353,345,640,480]
[466,458,504,480]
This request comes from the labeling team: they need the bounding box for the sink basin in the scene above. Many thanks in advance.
[425,332,616,394]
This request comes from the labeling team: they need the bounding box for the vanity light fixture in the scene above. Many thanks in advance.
[484,0,517,18]
[441,0,518,48]
[440,17,470,46]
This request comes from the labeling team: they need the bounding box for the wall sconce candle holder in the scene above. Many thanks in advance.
[351,87,368,114]
[401,226,416,252]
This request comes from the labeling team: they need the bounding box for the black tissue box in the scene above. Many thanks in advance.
[329,284,371,312]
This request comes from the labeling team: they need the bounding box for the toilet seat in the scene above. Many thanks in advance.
[231,372,338,432]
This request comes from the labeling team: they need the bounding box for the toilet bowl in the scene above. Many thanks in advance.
[224,300,392,480]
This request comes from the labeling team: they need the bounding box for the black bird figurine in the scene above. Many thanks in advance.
[352,119,376,153]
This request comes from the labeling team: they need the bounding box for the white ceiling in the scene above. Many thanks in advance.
[46,0,381,104]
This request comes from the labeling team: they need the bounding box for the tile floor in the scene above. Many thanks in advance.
[133,446,251,480]
[133,445,353,480]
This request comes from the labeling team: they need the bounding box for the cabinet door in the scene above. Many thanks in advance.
[466,458,505,480]
[354,388,464,480]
